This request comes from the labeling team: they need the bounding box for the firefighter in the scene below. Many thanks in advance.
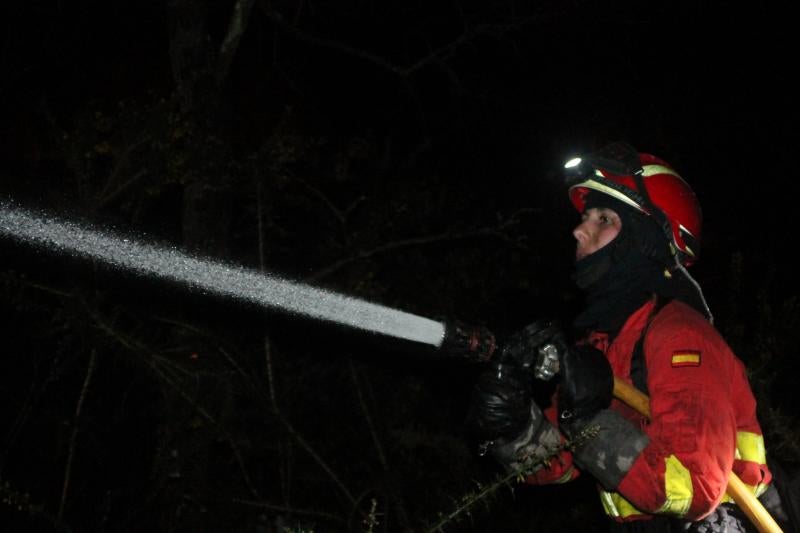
[468,142,790,531]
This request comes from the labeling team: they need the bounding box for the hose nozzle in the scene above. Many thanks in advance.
[440,320,497,362]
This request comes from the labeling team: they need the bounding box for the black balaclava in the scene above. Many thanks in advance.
[572,192,702,339]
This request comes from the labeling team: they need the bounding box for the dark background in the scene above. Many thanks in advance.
[1,2,798,532]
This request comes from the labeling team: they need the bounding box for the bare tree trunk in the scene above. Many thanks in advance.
[159,1,247,529]
[216,0,257,87]
[168,0,212,115]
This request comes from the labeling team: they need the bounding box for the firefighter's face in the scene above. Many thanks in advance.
[573,207,622,261]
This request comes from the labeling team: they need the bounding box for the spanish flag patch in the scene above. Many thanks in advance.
[671,351,701,367]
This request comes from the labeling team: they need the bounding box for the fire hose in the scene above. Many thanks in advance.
[441,322,783,533]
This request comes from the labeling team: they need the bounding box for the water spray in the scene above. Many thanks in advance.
[0,201,495,358]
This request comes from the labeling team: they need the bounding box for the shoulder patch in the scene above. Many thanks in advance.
[671,350,701,368]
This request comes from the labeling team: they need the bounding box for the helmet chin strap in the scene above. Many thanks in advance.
[671,254,714,324]
[630,170,714,324]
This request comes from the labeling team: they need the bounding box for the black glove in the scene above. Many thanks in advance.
[558,344,614,427]
[559,349,646,490]
[467,362,532,442]
[499,320,567,372]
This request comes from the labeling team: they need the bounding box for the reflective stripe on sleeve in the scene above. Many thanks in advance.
[721,431,769,502]
[599,490,646,519]
[598,455,694,519]
[656,454,693,517]
[735,431,766,464]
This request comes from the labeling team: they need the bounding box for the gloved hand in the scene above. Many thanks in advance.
[498,320,613,427]
[468,362,562,473]
[467,362,532,443]
[499,320,567,373]
[558,344,614,428]
[556,344,646,491]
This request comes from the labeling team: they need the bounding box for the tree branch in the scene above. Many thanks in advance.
[348,358,386,469]
[57,349,98,524]
[216,0,257,87]
[86,310,262,499]
[95,134,152,209]
[307,207,540,282]
[262,5,543,78]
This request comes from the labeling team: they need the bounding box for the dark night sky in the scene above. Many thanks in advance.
[0,2,799,532]
[2,3,796,285]
[2,3,796,214]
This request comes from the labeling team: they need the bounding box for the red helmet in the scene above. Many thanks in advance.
[565,143,702,265]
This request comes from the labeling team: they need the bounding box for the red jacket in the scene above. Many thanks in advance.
[529,298,772,521]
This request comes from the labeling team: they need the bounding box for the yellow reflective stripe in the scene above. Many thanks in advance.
[641,164,681,178]
[599,490,619,518]
[671,353,701,365]
[599,490,646,519]
[733,431,769,499]
[736,431,766,463]
[579,177,645,212]
[598,455,694,519]
[657,454,693,517]
[600,436,767,517]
